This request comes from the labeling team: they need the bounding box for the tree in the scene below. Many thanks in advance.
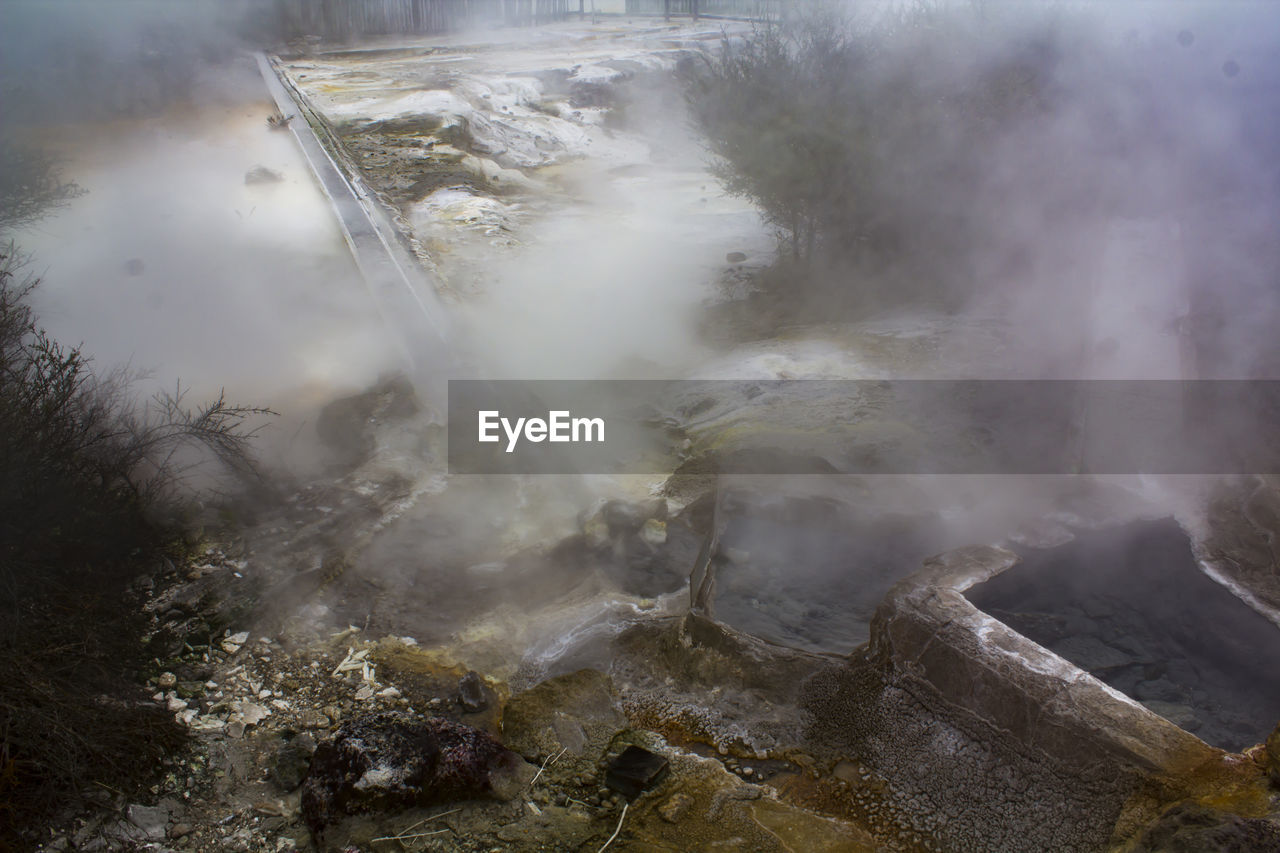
[0,139,85,232]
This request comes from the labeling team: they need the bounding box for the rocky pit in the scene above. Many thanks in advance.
[967,517,1280,753]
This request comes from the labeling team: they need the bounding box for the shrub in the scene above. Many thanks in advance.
[682,3,1093,307]
[0,248,273,843]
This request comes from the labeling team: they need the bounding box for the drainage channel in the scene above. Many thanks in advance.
[255,51,451,393]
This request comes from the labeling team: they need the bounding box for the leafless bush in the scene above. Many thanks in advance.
[0,249,273,844]
[0,140,85,233]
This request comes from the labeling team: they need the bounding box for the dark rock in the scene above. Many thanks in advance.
[600,499,652,536]
[300,712,532,837]
[1131,801,1280,852]
[126,803,170,841]
[458,671,489,714]
[245,165,284,185]
[605,746,669,800]
[316,375,420,469]
[726,252,747,263]
[271,733,317,792]
[124,257,145,276]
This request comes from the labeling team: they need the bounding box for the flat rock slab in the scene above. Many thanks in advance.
[501,669,626,767]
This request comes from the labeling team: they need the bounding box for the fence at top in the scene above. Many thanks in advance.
[271,0,781,39]
[273,0,577,39]
[622,0,780,20]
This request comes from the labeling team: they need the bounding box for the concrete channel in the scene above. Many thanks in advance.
[256,52,451,395]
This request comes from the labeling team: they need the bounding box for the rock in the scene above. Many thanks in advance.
[300,710,331,730]
[1131,801,1280,852]
[176,681,205,699]
[599,499,664,537]
[189,714,226,731]
[126,803,169,841]
[316,375,420,469]
[157,672,178,689]
[726,252,747,263]
[658,792,694,823]
[458,671,489,713]
[605,745,669,800]
[222,631,249,654]
[245,165,284,185]
[501,670,626,767]
[1266,722,1280,786]
[168,823,193,839]
[300,712,533,837]
[233,701,270,726]
[639,518,667,546]
[271,733,317,791]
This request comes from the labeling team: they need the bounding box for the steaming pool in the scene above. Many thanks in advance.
[968,517,1280,752]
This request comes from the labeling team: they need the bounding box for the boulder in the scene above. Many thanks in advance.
[301,712,532,837]
[270,732,317,792]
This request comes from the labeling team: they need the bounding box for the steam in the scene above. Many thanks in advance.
[2,0,1277,664]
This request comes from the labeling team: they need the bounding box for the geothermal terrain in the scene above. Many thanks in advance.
[8,9,1280,853]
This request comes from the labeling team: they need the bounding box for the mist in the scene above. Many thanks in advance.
[1,0,1276,641]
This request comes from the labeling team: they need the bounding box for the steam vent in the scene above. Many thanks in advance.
[4,1,1280,851]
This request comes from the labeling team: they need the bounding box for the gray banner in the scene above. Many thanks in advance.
[447,380,1280,475]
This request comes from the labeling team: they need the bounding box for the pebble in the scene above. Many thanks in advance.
[299,710,330,729]
[221,631,250,654]
[158,672,178,689]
